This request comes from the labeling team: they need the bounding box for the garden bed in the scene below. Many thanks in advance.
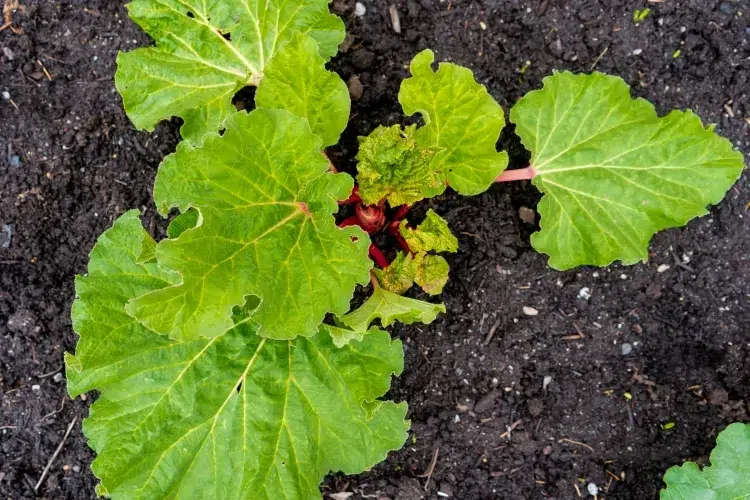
[1,0,748,498]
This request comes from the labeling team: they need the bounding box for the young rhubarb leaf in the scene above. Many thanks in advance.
[372,252,418,295]
[399,50,509,196]
[115,0,345,144]
[414,253,450,295]
[399,209,458,254]
[339,287,445,333]
[660,423,750,500]
[356,124,440,206]
[67,211,408,500]
[511,72,744,270]
[256,32,350,146]
[127,109,372,342]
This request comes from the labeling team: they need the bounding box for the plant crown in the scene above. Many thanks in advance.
[67,1,745,498]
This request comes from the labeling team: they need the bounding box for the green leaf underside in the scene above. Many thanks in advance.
[256,32,349,147]
[339,287,445,333]
[399,50,509,196]
[127,109,372,341]
[400,209,458,254]
[356,125,440,206]
[660,423,750,500]
[67,211,408,500]
[115,0,344,144]
[510,71,745,270]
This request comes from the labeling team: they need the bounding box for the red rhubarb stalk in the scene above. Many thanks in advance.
[368,244,389,268]
[356,204,386,233]
[495,165,537,182]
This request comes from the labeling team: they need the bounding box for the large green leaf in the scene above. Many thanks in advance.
[661,423,750,500]
[127,109,372,341]
[256,32,349,146]
[67,211,408,500]
[510,72,745,270]
[115,0,345,144]
[399,50,509,196]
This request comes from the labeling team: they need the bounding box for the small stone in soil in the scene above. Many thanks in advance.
[1,224,12,248]
[657,264,670,273]
[32,384,41,391]
[347,75,363,100]
[354,2,366,16]
[518,206,535,224]
[1,91,9,100]
[543,375,553,390]
[587,483,599,496]
[578,287,592,300]
[621,343,633,356]
[53,372,64,383]
[523,306,539,316]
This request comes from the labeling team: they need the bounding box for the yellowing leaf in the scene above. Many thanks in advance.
[356,124,440,206]
[400,209,458,254]
[339,287,445,333]
[127,109,372,341]
[414,253,449,295]
[373,252,418,295]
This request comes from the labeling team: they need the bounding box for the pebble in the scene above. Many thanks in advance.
[2,47,12,60]
[53,372,64,383]
[523,306,539,316]
[72,465,81,473]
[0,224,12,248]
[632,48,643,55]
[578,287,592,300]
[518,206,536,224]
[543,375,553,390]
[32,384,41,392]
[354,2,366,16]
[347,75,363,100]
[719,1,734,15]
[621,343,633,356]
[1,91,9,100]
[587,483,599,496]
[657,264,670,273]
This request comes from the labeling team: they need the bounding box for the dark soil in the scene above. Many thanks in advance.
[1,1,748,499]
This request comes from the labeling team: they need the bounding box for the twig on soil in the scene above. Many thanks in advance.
[40,398,66,422]
[499,419,522,440]
[573,483,582,497]
[36,60,52,81]
[589,46,609,71]
[418,446,439,490]
[559,438,594,453]
[34,416,77,494]
[0,425,17,430]
[37,365,62,378]
[0,21,10,32]
[483,319,502,345]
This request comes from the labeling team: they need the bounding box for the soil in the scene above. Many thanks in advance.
[1,1,748,499]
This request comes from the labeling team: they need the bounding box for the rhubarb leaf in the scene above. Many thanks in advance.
[373,252,418,295]
[400,209,458,254]
[414,254,449,295]
[67,212,408,500]
[356,125,440,206]
[399,50,509,196]
[256,32,349,146]
[660,423,750,500]
[510,72,745,270]
[339,287,445,333]
[127,109,372,341]
[115,0,345,144]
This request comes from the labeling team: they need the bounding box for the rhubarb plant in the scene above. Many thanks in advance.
[68,2,745,499]
[660,422,750,499]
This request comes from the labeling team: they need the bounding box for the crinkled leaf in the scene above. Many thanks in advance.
[400,209,458,254]
[115,0,345,144]
[414,254,449,295]
[660,423,750,500]
[356,124,440,205]
[510,71,745,270]
[372,252,418,295]
[399,50,509,196]
[67,212,408,500]
[127,109,372,341]
[339,287,445,333]
[256,32,349,146]
[320,324,365,348]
